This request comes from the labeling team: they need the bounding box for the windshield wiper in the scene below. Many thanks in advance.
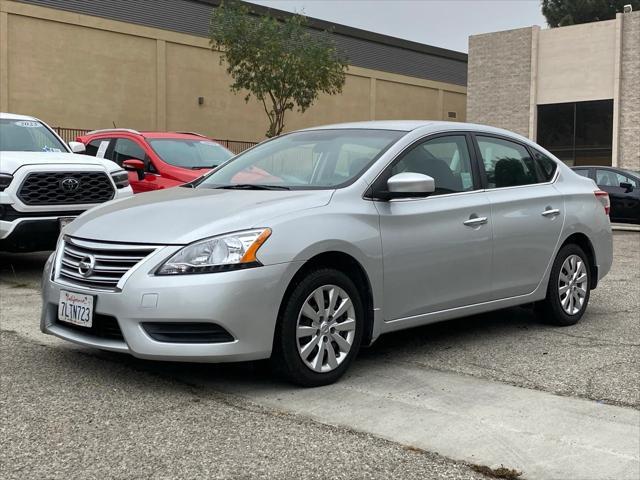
[215,184,290,190]
[191,165,217,170]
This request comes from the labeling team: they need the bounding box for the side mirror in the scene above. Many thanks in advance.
[123,159,146,180]
[620,182,634,193]
[381,172,435,200]
[68,141,86,154]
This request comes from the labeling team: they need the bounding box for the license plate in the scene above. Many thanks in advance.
[59,217,75,230]
[58,290,94,328]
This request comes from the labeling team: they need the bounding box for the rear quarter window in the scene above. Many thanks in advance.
[532,150,558,182]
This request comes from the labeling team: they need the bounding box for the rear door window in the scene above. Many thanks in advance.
[573,168,591,178]
[85,138,111,158]
[476,136,540,188]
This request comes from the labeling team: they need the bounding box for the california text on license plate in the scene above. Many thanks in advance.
[58,290,94,328]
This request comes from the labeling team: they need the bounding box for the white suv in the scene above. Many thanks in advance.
[0,113,133,252]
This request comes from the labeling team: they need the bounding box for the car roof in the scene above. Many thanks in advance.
[82,129,214,141]
[0,112,40,121]
[298,120,535,143]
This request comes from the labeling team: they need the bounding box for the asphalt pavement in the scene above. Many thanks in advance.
[1,231,639,479]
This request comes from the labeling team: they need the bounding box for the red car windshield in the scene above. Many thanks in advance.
[148,139,234,169]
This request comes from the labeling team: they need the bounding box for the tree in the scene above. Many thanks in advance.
[542,0,640,28]
[209,1,347,138]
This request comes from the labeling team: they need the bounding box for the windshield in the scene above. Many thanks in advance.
[148,139,234,169]
[197,129,403,190]
[0,119,67,152]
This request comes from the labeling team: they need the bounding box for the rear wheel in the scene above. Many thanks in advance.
[271,269,363,387]
[537,244,591,326]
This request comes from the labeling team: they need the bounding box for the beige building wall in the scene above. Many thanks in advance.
[0,0,466,142]
[536,20,617,105]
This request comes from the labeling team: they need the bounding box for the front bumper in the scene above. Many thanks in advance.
[41,252,301,362]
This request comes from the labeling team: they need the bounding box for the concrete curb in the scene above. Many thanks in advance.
[611,223,640,232]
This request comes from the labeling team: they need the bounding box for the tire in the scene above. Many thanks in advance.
[271,268,364,387]
[536,244,591,326]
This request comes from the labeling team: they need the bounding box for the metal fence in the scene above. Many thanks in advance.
[53,127,91,143]
[52,127,258,154]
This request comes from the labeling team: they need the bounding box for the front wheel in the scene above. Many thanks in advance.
[271,269,364,387]
[536,244,591,326]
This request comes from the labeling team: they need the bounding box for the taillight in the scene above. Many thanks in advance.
[594,190,610,216]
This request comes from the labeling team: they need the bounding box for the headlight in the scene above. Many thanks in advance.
[110,170,130,189]
[0,173,13,191]
[156,228,271,275]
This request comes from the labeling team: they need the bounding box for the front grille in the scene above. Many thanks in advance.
[57,237,156,291]
[18,171,115,205]
[142,322,235,343]
[56,313,124,341]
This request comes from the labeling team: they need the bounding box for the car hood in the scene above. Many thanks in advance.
[0,151,120,174]
[66,187,334,244]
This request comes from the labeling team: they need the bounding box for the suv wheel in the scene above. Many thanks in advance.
[272,269,363,387]
[537,244,591,326]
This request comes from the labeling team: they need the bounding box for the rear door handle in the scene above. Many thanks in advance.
[463,215,488,227]
[542,208,560,217]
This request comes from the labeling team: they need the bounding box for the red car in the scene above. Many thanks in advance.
[77,129,234,193]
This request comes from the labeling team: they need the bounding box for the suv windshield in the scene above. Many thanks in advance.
[148,139,234,169]
[0,119,67,152]
[197,129,403,189]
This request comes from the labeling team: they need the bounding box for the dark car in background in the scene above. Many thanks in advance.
[572,166,640,224]
[78,129,234,193]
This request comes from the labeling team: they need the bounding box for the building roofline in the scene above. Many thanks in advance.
[200,0,468,63]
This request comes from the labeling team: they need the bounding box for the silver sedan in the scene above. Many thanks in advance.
[40,121,613,387]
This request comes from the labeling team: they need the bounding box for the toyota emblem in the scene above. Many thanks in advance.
[78,255,96,277]
[60,177,80,192]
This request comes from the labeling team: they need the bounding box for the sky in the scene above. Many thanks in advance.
[248,0,547,53]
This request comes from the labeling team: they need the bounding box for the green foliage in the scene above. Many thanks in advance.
[210,1,347,137]
[542,0,640,27]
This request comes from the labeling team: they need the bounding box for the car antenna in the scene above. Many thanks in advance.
[112,121,117,128]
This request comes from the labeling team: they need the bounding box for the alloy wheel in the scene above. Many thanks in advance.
[296,284,356,373]
[558,254,588,315]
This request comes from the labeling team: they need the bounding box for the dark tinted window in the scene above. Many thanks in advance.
[111,138,146,167]
[477,136,539,188]
[573,168,591,178]
[537,100,613,166]
[85,138,111,157]
[532,150,557,182]
[596,169,638,188]
[391,135,475,194]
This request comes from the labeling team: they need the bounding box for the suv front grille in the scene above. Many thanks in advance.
[56,237,156,291]
[18,171,115,205]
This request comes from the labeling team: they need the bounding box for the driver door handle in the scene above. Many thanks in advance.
[463,216,488,227]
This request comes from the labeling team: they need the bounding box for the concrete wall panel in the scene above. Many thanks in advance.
[466,27,533,137]
[618,11,640,170]
[536,20,616,105]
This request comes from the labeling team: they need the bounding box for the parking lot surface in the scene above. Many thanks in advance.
[1,232,639,479]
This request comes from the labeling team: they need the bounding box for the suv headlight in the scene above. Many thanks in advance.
[110,170,130,189]
[156,228,271,275]
[0,173,13,191]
